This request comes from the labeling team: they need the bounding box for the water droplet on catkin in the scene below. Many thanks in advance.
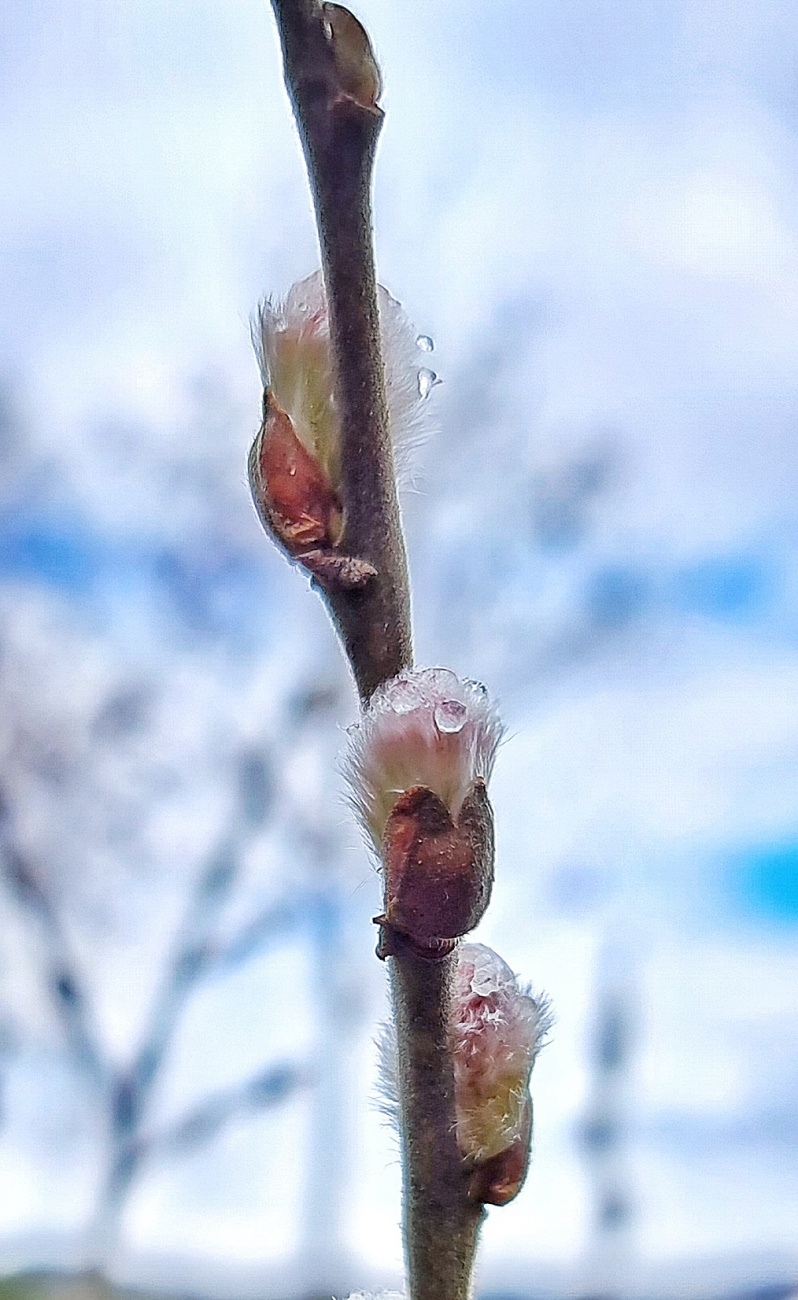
[416,334,434,352]
[434,700,467,734]
[418,367,439,400]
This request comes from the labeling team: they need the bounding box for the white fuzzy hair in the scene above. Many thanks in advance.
[252,270,437,486]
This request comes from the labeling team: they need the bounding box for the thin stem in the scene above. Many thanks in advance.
[270,0,411,701]
[267,6,483,1298]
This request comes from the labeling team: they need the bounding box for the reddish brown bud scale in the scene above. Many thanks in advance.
[251,394,343,552]
[467,1097,532,1207]
[381,779,494,943]
[248,395,376,590]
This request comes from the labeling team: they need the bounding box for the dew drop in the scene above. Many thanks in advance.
[416,334,434,353]
[418,367,440,400]
[434,699,467,734]
[470,967,502,997]
[469,946,512,995]
[424,667,460,693]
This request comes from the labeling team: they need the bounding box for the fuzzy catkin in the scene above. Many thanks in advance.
[377,943,550,1166]
[253,270,436,490]
[452,943,551,1162]
[344,667,504,850]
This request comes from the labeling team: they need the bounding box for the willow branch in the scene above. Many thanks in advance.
[270,0,411,701]
[268,6,481,1299]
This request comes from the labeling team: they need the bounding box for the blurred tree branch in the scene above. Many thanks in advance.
[0,737,308,1261]
[1,837,108,1094]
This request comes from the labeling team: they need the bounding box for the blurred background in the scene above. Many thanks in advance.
[1,1,797,1298]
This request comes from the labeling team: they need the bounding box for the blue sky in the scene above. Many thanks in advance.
[1,0,797,1292]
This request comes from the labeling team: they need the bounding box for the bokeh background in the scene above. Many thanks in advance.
[1,1,797,1297]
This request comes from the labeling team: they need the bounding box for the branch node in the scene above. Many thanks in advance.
[304,548,377,590]
[373,914,458,963]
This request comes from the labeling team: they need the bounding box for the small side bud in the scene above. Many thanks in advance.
[323,3,383,108]
[452,943,551,1206]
